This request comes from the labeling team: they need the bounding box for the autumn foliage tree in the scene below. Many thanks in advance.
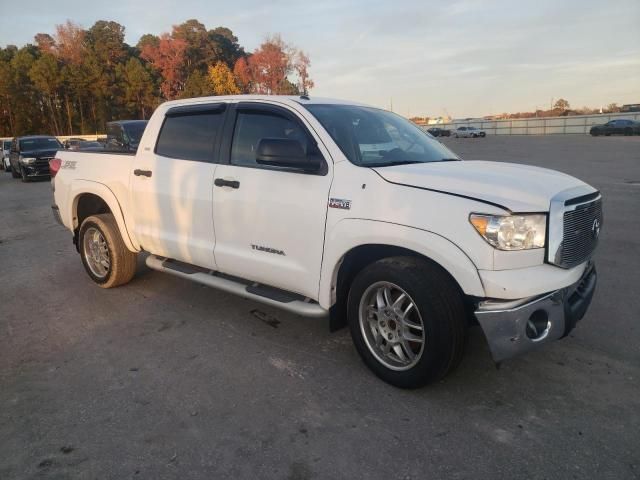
[208,61,240,95]
[0,20,314,137]
[140,33,188,100]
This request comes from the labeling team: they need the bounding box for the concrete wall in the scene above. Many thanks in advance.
[420,112,640,135]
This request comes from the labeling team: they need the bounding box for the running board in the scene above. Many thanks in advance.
[145,255,328,318]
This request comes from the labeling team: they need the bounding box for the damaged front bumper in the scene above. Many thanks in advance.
[475,262,597,362]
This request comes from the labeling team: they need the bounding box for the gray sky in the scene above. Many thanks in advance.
[2,0,639,118]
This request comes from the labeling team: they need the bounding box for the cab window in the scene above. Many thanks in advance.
[230,110,318,170]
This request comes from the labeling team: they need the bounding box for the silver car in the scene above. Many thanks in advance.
[453,126,486,138]
[2,140,11,171]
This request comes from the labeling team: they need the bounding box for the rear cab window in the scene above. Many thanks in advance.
[155,104,226,162]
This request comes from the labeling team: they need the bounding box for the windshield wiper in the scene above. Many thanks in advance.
[439,158,460,162]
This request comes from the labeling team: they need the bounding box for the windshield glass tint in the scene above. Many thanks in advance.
[19,137,61,150]
[305,105,458,166]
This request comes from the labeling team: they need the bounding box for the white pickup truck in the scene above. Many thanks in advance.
[50,95,602,388]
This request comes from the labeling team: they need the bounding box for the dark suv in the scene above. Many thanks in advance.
[590,119,640,136]
[9,135,63,182]
[106,120,148,152]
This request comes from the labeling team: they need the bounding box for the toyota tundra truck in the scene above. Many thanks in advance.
[49,95,602,388]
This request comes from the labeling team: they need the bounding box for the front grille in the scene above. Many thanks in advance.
[558,199,602,268]
[35,157,53,169]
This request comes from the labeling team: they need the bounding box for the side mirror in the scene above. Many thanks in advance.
[256,138,321,172]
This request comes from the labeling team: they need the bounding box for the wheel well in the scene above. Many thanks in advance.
[329,244,473,331]
[73,193,112,250]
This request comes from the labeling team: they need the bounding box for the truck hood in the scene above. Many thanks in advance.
[373,160,592,212]
[20,149,59,158]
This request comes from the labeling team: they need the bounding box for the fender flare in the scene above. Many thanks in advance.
[318,218,485,309]
[67,179,140,252]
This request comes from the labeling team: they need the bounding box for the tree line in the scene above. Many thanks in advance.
[0,19,314,137]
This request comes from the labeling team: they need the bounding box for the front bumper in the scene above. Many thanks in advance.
[475,262,596,362]
[22,164,50,177]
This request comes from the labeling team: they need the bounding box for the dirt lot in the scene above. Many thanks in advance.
[1,135,639,479]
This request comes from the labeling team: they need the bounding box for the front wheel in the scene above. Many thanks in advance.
[20,166,30,183]
[79,214,137,288]
[347,257,466,388]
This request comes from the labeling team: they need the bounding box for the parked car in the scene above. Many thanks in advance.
[8,135,63,182]
[590,119,640,136]
[76,140,104,151]
[63,138,87,150]
[453,126,486,138]
[51,95,600,388]
[1,139,11,171]
[427,127,450,137]
[106,120,148,152]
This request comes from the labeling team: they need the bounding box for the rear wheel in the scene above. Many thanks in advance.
[79,214,137,288]
[347,257,466,388]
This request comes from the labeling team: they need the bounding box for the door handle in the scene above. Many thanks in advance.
[134,169,152,177]
[214,178,240,189]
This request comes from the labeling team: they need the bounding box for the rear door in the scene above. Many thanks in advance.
[130,103,227,269]
[211,102,332,299]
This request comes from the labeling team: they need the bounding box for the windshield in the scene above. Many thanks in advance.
[3,140,11,150]
[123,122,148,144]
[304,105,458,167]
[19,137,62,151]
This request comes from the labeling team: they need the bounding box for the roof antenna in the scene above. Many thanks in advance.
[299,94,310,100]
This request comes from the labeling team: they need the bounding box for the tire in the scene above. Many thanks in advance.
[11,165,20,178]
[591,130,599,137]
[78,214,137,288]
[20,166,30,183]
[624,128,633,136]
[347,257,466,388]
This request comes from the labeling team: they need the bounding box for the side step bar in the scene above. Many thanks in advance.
[145,255,328,318]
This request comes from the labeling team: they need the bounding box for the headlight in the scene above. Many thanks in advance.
[470,213,546,250]
[21,157,36,165]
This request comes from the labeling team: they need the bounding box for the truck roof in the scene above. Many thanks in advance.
[16,135,58,140]
[106,120,149,125]
[159,94,371,109]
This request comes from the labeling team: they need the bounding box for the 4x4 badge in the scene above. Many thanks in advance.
[329,198,351,210]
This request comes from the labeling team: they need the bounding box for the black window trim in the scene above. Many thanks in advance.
[154,102,228,163]
[222,101,328,176]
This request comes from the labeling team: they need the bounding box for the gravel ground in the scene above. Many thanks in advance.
[0,135,638,479]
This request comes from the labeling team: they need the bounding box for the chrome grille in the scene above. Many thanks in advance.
[558,199,602,268]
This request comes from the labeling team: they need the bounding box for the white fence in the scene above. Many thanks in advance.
[420,112,640,135]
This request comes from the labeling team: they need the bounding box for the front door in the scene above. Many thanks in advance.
[212,103,332,299]
[130,103,227,270]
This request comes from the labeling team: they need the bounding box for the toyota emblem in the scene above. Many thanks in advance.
[592,218,601,239]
